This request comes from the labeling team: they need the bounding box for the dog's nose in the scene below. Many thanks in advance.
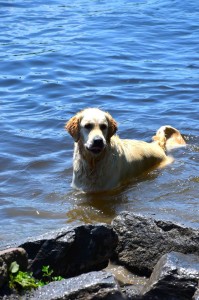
[93,136,104,147]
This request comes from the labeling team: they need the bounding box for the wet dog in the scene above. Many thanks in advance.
[66,108,186,192]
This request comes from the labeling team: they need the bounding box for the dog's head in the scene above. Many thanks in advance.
[65,108,117,155]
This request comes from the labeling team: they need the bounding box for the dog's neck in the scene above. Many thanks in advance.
[75,140,107,170]
[72,141,110,191]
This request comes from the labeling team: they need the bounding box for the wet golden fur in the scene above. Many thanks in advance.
[66,108,186,192]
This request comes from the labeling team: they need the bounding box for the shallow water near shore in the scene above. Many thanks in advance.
[0,0,199,242]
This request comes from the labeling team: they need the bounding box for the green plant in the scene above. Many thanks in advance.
[42,265,53,280]
[9,261,42,290]
[9,261,63,291]
[42,265,64,282]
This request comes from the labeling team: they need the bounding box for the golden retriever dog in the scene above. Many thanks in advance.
[66,108,186,192]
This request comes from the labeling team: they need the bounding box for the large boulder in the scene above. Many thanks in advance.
[27,271,125,300]
[142,251,199,300]
[13,224,118,278]
[112,212,199,275]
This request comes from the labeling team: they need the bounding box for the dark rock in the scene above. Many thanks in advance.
[26,271,125,300]
[142,251,199,300]
[112,212,199,276]
[14,224,117,278]
[0,248,28,288]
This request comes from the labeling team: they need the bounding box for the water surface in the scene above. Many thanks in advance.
[0,0,199,242]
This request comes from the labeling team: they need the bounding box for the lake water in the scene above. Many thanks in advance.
[0,0,199,243]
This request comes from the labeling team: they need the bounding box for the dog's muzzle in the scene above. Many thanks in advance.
[86,136,105,154]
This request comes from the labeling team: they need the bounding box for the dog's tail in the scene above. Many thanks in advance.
[152,125,186,151]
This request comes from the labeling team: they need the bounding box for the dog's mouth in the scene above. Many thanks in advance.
[86,146,104,155]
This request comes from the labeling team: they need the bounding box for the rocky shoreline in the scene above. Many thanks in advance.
[0,212,199,300]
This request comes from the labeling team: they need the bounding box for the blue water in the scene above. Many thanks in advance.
[0,0,199,242]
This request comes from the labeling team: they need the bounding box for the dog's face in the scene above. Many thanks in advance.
[66,108,117,155]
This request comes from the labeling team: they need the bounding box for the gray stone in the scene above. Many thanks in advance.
[16,224,118,278]
[193,287,199,300]
[142,251,199,300]
[0,294,20,300]
[121,285,144,300]
[0,248,28,288]
[112,212,199,276]
[26,271,125,300]
[0,257,7,289]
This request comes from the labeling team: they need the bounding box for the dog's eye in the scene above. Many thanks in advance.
[100,124,107,131]
[84,123,93,130]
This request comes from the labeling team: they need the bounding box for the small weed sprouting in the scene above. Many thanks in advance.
[9,261,64,291]
[41,265,53,283]
[41,265,64,283]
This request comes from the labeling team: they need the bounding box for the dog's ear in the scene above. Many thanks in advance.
[106,112,118,141]
[65,114,80,142]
